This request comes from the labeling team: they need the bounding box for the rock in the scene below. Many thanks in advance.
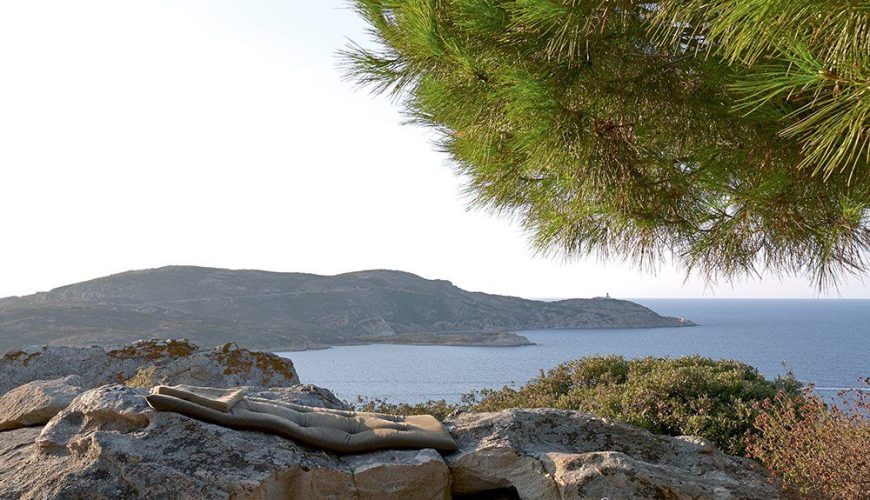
[120,341,301,389]
[1,344,111,392]
[0,385,450,499]
[342,449,451,500]
[0,426,41,480]
[0,339,299,396]
[0,384,779,499]
[0,376,83,431]
[0,343,779,499]
[443,409,778,499]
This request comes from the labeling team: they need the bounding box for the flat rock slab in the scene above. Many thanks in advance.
[0,376,82,431]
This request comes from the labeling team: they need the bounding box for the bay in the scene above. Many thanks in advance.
[278,299,870,404]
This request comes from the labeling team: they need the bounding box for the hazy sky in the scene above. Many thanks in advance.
[0,1,866,299]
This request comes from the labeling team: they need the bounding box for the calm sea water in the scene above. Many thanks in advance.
[277,299,870,404]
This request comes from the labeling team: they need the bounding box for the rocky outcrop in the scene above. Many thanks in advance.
[0,385,778,499]
[0,342,778,499]
[0,340,301,434]
[0,339,299,395]
[0,385,447,499]
[0,376,82,431]
[443,409,778,499]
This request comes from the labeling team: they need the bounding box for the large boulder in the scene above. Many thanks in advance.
[0,385,449,499]
[442,409,778,499]
[0,376,83,431]
[0,340,299,395]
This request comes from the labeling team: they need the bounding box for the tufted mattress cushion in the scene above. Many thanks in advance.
[145,385,458,454]
[152,384,245,412]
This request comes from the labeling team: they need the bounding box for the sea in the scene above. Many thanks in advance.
[277,299,869,404]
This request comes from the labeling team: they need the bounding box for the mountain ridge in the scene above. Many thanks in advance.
[0,266,693,352]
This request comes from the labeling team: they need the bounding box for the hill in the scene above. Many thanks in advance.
[0,266,692,352]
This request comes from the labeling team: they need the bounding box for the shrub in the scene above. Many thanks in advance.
[746,383,869,499]
[470,355,800,455]
[351,355,800,455]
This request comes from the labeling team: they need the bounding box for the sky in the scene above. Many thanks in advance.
[0,0,866,299]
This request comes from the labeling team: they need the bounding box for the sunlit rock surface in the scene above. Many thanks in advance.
[0,342,776,499]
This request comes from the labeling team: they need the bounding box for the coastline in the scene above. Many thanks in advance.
[271,331,535,352]
[268,322,700,353]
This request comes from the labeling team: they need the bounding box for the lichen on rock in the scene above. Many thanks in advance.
[106,338,197,360]
[0,339,300,396]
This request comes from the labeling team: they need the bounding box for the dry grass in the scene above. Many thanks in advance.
[746,382,869,499]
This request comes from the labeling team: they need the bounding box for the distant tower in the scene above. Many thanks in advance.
[606,292,610,298]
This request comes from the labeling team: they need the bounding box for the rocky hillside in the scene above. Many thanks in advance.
[0,266,692,352]
[0,340,776,499]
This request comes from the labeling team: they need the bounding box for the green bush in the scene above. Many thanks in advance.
[471,356,801,455]
[352,355,801,455]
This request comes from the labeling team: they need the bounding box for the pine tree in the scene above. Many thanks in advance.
[343,0,869,287]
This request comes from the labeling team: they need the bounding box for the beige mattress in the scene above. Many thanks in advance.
[145,384,458,454]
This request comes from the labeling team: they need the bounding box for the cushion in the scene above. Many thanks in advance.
[152,384,244,412]
[145,385,458,454]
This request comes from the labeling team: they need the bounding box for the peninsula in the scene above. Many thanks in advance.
[0,266,692,352]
